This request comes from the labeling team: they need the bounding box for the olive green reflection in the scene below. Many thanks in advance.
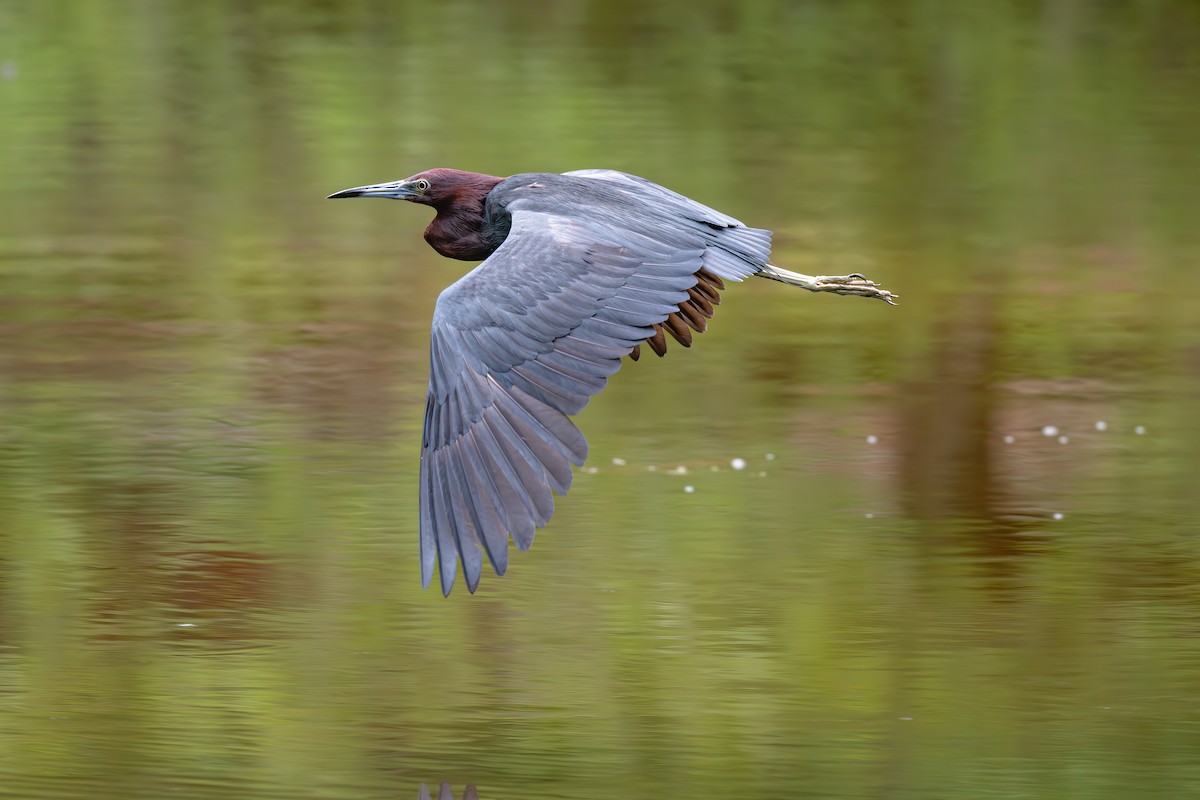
[1,1,1199,799]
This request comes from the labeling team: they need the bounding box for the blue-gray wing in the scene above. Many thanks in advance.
[564,169,746,230]
[421,186,771,595]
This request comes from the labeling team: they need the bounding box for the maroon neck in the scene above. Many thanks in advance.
[422,171,505,261]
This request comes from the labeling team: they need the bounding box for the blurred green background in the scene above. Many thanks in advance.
[2,1,1199,798]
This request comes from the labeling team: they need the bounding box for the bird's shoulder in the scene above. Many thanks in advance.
[486,172,624,213]
[431,207,589,328]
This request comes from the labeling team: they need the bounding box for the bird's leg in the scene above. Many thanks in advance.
[757,264,897,305]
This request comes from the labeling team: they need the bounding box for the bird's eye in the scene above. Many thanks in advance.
[415,179,431,192]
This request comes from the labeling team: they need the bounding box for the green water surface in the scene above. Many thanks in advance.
[1,2,1199,798]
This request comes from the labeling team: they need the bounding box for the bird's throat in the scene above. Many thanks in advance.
[424,208,503,261]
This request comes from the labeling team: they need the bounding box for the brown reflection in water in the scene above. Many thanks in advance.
[163,550,275,612]
[74,479,279,644]
[0,318,180,384]
[251,321,419,443]
[898,292,1001,523]
[895,288,1051,602]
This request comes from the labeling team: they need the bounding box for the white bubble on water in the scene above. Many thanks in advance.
[1041,425,1059,437]
[865,513,875,519]
[1135,425,1146,435]
[611,457,626,466]
[866,435,878,445]
[1058,435,1069,444]
[671,466,688,475]
[765,453,776,461]
[1095,421,1108,431]
[1003,435,1015,444]
[683,485,695,494]
[1052,512,1064,521]
[730,458,746,471]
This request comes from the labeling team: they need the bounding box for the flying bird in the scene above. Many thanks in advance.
[328,168,895,595]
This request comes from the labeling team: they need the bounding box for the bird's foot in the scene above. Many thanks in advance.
[757,264,899,305]
[812,274,898,305]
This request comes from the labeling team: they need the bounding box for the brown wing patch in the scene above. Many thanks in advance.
[629,269,726,360]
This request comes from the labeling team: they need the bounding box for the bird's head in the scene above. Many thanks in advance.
[326,168,502,209]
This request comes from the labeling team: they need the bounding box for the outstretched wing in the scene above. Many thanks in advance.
[421,175,771,595]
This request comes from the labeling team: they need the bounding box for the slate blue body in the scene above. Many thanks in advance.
[420,170,773,595]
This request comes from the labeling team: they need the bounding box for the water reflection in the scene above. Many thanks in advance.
[419,785,478,800]
[1,1,1199,799]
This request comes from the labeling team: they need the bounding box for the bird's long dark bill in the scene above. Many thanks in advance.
[326,180,417,199]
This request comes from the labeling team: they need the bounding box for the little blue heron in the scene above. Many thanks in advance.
[328,168,896,595]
